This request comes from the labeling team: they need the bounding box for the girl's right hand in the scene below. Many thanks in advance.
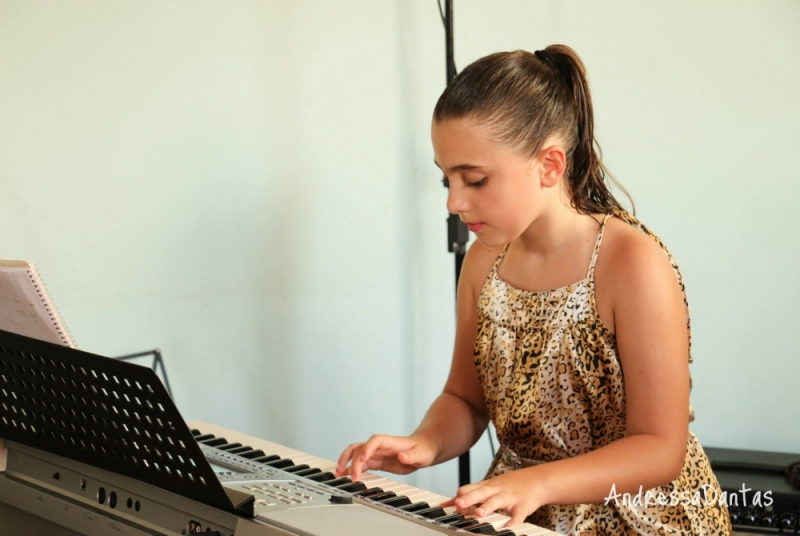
[335,434,436,482]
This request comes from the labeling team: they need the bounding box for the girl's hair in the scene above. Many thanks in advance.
[433,45,632,215]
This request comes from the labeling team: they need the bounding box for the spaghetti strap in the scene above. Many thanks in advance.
[586,213,613,280]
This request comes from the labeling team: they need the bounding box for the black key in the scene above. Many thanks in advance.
[381,496,411,507]
[252,455,281,464]
[467,522,496,534]
[199,437,228,447]
[367,492,397,502]
[337,481,367,493]
[217,443,243,451]
[354,487,384,497]
[399,502,430,512]
[283,464,311,473]
[306,471,336,482]
[323,477,352,487]
[452,519,480,529]
[238,449,267,459]
[293,467,323,477]
[265,458,296,469]
[190,429,202,436]
[494,530,515,536]
[435,513,465,524]
[416,507,446,519]
[193,434,215,442]
[226,446,254,455]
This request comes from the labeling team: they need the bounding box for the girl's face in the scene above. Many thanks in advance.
[432,117,561,248]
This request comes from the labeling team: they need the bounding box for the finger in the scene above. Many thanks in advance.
[454,486,496,511]
[439,497,456,508]
[336,443,362,475]
[474,491,512,518]
[506,504,531,528]
[455,482,481,497]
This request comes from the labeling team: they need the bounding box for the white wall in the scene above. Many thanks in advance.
[1,1,798,498]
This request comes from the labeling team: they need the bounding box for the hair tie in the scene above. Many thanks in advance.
[535,49,559,71]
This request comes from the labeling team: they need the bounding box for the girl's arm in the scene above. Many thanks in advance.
[449,228,691,526]
[336,242,500,480]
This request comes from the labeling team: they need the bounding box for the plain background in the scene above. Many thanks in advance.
[1,1,798,497]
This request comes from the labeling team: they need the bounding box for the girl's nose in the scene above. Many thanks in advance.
[447,187,469,215]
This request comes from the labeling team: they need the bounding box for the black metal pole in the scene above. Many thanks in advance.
[442,0,471,489]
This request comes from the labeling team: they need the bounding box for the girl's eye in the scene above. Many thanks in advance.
[441,176,450,188]
[467,177,487,188]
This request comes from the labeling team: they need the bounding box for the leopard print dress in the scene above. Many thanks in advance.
[474,211,732,536]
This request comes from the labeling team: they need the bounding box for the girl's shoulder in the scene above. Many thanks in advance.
[595,212,685,310]
[460,241,504,302]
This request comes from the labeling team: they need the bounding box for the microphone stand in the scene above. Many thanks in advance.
[440,0,471,488]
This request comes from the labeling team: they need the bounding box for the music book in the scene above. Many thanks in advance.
[0,260,76,472]
[0,260,76,349]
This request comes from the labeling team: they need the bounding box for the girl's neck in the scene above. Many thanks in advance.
[515,201,600,257]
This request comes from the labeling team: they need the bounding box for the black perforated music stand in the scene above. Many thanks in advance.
[0,329,253,516]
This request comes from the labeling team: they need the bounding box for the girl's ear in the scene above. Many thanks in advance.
[539,144,567,188]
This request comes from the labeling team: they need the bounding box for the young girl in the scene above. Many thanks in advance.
[336,45,732,535]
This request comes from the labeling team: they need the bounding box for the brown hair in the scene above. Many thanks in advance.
[433,45,632,214]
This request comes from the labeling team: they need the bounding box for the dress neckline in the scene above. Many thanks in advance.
[492,213,613,296]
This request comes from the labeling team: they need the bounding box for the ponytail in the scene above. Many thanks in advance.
[433,45,633,214]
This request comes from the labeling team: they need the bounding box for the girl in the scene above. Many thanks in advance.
[336,45,732,535]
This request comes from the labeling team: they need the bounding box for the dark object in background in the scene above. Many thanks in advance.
[789,460,800,490]
[707,447,800,533]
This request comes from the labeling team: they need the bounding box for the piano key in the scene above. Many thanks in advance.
[292,467,322,478]
[252,455,281,464]
[398,501,430,513]
[336,481,367,493]
[380,495,411,507]
[323,477,352,488]
[226,445,254,455]
[189,421,561,536]
[265,458,296,469]
[415,506,447,519]
[236,449,266,459]
[193,433,216,442]
[466,522,497,534]
[452,519,481,529]
[198,437,228,447]
[367,491,397,502]
[306,471,336,482]
[435,513,465,524]
[282,464,311,473]
[216,442,243,451]
[494,531,516,536]
[353,487,384,498]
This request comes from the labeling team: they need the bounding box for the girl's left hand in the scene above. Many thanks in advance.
[441,467,546,527]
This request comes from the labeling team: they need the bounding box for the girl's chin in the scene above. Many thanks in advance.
[473,234,507,249]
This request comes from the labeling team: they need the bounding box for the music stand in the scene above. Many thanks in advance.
[0,328,253,516]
